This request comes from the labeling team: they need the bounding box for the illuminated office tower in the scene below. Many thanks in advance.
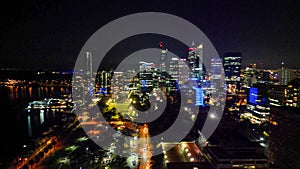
[95,70,112,95]
[277,68,296,85]
[168,57,186,92]
[159,42,168,73]
[111,71,124,98]
[175,58,189,85]
[242,63,257,87]
[284,78,300,107]
[138,71,153,93]
[188,42,204,80]
[246,84,270,125]
[138,61,155,92]
[84,52,94,96]
[210,58,223,88]
[268,78,300,108]
[169,57,179,80]
[85,52,93,79]
[123,69,139,92]
[139,61,155,72]
[223,52,242,108]
[166,57,189,85]
[223,52,242,84]
[268,85,286,107]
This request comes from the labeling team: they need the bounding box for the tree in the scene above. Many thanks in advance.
[28,159,34,168]
[21,164,29,169]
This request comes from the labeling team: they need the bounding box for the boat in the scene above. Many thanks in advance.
[26,98,73,110]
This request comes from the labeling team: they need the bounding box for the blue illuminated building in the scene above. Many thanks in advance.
[195,87,204,106]
[249,87,258,104]
[246,84,270,125]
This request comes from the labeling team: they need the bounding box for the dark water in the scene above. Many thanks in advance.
[0,85,71,167]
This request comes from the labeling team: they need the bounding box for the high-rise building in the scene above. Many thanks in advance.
[268,78,300,108]
[85,52,93,79]
[223,52,242,84]
[160,48,168,73]
[246,83,270,125]
[138,71,153,93]
[277,68,296,85]
[285,78,300,107]
[188,42,204,80]
[223,52,242,109]
[169,57,179,81]
[95,70,112,95]
[268,106,300,169]
[139,61,155,72]
[241,63,258,87]
[210,58,223,89]
[268,85,286,107]
[178,58,189,85]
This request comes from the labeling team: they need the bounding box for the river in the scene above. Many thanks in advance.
[0,85,72,167]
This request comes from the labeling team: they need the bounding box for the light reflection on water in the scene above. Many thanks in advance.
[0,85,72,165]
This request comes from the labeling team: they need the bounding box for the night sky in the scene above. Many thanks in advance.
[0,0,299,70]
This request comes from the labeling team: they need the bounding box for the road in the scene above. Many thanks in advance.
[137,124,153,169]
[14,136,60,169]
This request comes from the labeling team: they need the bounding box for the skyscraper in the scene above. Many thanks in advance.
[210,58,223,89]
[96,70,112,95]
[139,61,155,72]
[285,77,300,107]
[169,57,179,81]
[268,77,300,107]
[223,52,242,108]
[241,63,257,87]
[246,83,270,125]
[223,52,242,84]
[188,42,204,80]
[160,42,168,73]
[85,52,93,79]
[277,68,296,85]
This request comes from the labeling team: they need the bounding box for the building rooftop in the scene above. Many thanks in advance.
[161,142,208,169]
[166,162,213,169]
[206,146,267,160]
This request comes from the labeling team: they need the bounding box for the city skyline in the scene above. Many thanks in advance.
[0,1,300,169]
[0,0,299,70]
